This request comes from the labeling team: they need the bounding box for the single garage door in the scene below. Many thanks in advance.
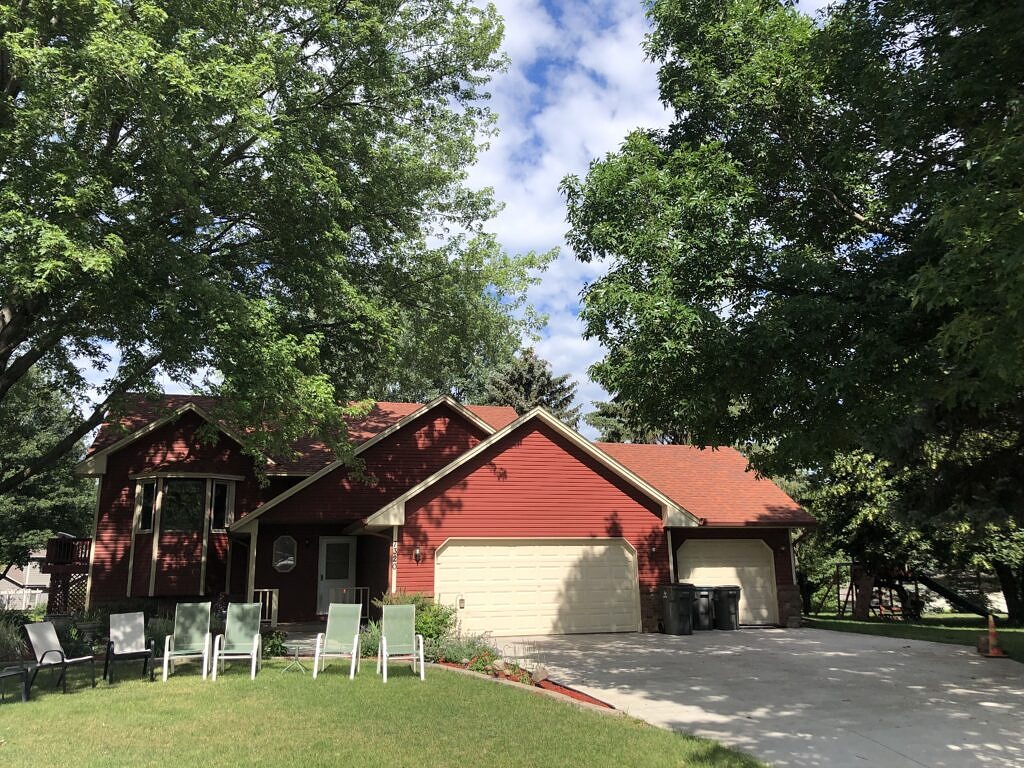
[434,539,641,636]
[676,539,779,625]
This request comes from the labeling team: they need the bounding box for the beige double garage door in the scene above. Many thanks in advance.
[434,539,641,636]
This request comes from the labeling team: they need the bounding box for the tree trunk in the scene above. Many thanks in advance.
[852,567,876,620]
[993,561,1024,627]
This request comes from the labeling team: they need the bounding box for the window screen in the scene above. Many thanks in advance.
[211,481,231,530]
[161,478,206,532]
[137,482,156,532]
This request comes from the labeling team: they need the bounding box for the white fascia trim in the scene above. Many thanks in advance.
[228,396,495,532]
[362,408,700,530]
[73,401,271,477]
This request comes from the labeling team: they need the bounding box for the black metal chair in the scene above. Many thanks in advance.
[0,665,29,703]
[24,621,96,693]
[103,611,156,683]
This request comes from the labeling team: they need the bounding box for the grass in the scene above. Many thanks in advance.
[805,613,1024,662]
[0,660,762,768]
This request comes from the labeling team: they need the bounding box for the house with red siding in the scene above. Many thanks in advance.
[75,394,814,634]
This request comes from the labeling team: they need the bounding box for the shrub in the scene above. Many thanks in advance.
[433,633,499,664]
[0,610,28,662]
[359,620,381,658]
[466,648,500,674]
[147,617,173,646]
[373,591,456,647]
[261,629,287,657]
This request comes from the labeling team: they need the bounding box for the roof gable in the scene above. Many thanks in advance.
[79,395,517,477]
[75,398,251,477]
[230,397,507,531]
[360,408,699,531]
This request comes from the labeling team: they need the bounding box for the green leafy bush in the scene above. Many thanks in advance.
[146,618,173,646]
[0,610,28,662]
[373,591,456,648]
[359,620,381,658]
[466,648,500,674]
[433,633,498,664]
[261,629,287,657]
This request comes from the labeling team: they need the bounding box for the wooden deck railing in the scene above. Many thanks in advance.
[40,537,91,574]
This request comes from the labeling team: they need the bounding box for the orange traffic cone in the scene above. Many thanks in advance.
[979,614,1007,658]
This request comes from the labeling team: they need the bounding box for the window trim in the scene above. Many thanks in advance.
[209,480,235,533]
[134,479,158,534]
[272,536,298,573]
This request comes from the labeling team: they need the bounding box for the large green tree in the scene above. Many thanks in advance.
[478,348,582,428]
[0,371,93,567]
[563,0,1024,619]
[1,0,547,495]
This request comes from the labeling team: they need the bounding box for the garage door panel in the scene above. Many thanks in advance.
[435,540,640,636]
[676,539,779,625]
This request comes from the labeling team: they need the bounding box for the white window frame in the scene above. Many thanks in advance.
[127,473,242,598]
[209,480,236,532]
[134,479,158,533]
[272,536,298,573]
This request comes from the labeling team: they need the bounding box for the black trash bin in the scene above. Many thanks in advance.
[659,583,695,635]
[692,585,715,630]
[713,585,741,630]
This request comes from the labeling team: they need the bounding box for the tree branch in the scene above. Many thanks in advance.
[0,327,65,401]
[0,352,164,496]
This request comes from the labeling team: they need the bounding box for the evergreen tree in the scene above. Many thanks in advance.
[585,400,680,444]
[479,349,582,428]
[0,371,93,567]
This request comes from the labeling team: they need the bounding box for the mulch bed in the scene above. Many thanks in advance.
[437,661,613,709]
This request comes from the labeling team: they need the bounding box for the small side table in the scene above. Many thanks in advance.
[0,665,29,703]
[280,645,307,674]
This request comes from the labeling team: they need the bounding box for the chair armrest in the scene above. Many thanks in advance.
[164,634,173,657]
[38,649,66,665]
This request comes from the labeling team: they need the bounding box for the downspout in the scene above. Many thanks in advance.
[390,525,399,593]
[666,528,676,582]
[246,521,259,603]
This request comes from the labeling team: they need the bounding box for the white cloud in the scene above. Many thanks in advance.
[471,0,670,436]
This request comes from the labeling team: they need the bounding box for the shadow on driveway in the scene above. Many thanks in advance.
[501,628,1024,768]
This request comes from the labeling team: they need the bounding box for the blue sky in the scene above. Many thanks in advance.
[468,0,830,434]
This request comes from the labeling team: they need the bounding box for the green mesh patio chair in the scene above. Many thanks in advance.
[313,603,361,679]
[162,602,212,681]
[377,604,424,683]
[212,603,262,681]
[24,621,96,693]
[104,611,155,683]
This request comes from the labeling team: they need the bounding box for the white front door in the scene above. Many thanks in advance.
[317,536,356,614]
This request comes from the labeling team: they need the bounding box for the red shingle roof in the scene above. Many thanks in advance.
[597,443,814,527]
[86,395,519,475]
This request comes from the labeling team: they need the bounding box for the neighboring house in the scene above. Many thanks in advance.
[74,395,814,634]
[0,552,50,610]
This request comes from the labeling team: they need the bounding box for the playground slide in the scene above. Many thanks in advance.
[914,573,989,617]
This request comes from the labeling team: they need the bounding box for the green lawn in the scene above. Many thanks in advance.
[0,660,761,768]
[805,613,1024,662]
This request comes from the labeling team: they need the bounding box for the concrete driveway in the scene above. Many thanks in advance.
[501,629,1024,767]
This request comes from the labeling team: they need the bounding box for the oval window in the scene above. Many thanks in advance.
[272,536,297,573]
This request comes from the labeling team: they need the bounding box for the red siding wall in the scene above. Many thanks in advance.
[397,423,668,607]
[89,411,264,605]
[252,526,389,622]
[254,405,488,526]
